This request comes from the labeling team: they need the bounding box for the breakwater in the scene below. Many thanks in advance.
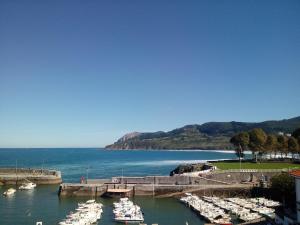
[59,169,284,197]
[0,168,62,185]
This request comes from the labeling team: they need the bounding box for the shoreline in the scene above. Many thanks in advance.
[0,147,252,155]
[104,148,252,154]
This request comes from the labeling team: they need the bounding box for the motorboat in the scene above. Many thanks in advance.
[113,198,144,223]
[59,199,102,225]
[19,182,36,190]
[3,188,16,196]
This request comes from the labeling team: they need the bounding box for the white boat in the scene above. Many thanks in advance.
[19,182,36,190]
[58,199,102,225]
[3,188,16,196]
[113,198,144,223]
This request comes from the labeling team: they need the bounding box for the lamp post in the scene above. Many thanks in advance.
[86,166,90,184]
[239,144,242,172]
[15,159,18,175]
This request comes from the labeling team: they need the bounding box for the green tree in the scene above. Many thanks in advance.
[292,128,300,148]
[277,135,289,157]
[292,128,300,139]
[230,132,249,160]
[270,173,295,206]
[288,136,299,159]
[248,128,267,161]
[264,134,278,159]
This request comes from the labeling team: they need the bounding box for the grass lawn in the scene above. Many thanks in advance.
[212,162,300,170]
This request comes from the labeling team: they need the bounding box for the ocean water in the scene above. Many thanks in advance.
[0,148,238,225]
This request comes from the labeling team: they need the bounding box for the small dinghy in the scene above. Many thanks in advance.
[19,182,36,190]
[3,188,16,196]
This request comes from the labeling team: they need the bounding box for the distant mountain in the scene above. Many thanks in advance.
[105,116,300,150]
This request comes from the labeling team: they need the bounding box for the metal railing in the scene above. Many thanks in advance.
[211,168,290,173]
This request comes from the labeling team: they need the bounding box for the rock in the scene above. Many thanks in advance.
[169,163,214,176]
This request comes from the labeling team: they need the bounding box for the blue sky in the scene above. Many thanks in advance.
[0,0,299,147]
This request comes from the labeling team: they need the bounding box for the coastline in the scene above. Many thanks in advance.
[104,148,252,154]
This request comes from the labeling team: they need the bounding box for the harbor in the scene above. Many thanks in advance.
[0,149,298,225]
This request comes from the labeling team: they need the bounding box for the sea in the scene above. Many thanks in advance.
[0,148,240,225]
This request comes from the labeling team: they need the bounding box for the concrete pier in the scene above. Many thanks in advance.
[58,169,284,197]
[0,168,62,185]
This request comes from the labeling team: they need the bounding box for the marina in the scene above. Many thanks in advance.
[0,148,237,225]
[180,193,281,223]
[58,199,103,225]
[0,148,290,225]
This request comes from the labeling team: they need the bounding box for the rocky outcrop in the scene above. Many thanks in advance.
[118,132,141,142]
[169,163,214,176]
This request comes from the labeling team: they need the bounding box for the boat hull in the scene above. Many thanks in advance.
[114,219,144,223]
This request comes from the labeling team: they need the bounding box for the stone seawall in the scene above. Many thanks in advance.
[59,170,284,197]
[0,168,62,185]
[111,171,281,185]
[59,184,112,197]
[59,182,255,197]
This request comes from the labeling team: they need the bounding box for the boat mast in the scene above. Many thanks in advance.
[15,159,18,175]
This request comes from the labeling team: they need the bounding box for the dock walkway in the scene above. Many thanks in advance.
[59,170,282,197]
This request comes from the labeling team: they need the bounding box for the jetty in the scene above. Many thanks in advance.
[0,168,62,185]
[58,169,284,197]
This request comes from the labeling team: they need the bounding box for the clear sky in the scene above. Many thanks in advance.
[0,0,299,147]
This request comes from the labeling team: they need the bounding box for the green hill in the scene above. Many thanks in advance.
[105,116,300,150]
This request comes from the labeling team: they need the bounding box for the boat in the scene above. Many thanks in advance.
[180,194,231,224]
[181,194,279,223]
[3,188,16,196]
[19,182,36,190]
[113,198,144,223]
[58,199,103,225]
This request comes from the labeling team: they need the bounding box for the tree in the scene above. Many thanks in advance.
[248,128,267,161]
[264,134,278,159]
[270,173,295,206]
[292,128,300,147]
[288,136,299,159]
[292,128,300,139]
[277,135,289,157]
[230,132,249,161]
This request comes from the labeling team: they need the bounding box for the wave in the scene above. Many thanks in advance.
[160,149,252,154]
[123,159,230,167]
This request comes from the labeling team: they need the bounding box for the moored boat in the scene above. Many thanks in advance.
[58,199,103,225]
[113,198,144,223]
[3,188,16,196]
[19,182,36,190]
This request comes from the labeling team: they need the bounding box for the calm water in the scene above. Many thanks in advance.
[0,148,238,225]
